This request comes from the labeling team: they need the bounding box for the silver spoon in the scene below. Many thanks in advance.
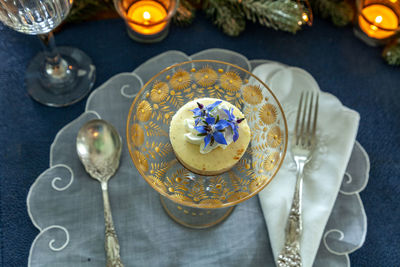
[77,119,124,267]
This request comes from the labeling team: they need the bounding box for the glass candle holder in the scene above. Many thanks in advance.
[354,0,400,46]
[114,0,178,43]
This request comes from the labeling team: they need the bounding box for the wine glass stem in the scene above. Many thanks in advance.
[38,32,72,84]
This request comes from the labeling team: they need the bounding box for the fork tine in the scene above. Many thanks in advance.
[312,93,319,141]
[306,92,314,145]
[294,92,304,144]
[299,92,309,145]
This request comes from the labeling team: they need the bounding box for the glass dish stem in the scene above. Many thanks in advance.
[37,32,75,89]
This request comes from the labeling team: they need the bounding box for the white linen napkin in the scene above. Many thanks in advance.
[252,63,360,267]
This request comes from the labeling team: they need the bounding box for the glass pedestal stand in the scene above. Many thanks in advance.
[160,196,235,229]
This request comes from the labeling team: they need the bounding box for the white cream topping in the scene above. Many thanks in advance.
[184,103,234,154]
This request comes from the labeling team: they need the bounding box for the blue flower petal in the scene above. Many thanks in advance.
[194,118,201,126]
[213,131,227,145]
[215,119,230,130]
[194,126,207,133]
[205,116,215,125]
[204,134,211,148]
[206,100,222,112]
[191,107,202,117]
[223,108,231,118]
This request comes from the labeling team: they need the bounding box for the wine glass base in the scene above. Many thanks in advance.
[160,195,235,229]
[26,47,96,107]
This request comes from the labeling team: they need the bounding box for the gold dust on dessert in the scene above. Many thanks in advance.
[267,126,282,148]
[194,66,218,87]
[242,85,263,105]
[150,81,169,102]
[220,71,242,92]
[259,103,277,125]
[170,69,191,90]
[131,123,144,147]
[136,100,152,122]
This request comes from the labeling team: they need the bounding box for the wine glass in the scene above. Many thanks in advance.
[0,0,96,107]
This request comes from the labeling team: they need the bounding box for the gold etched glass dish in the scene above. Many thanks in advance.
[127,60,288,228]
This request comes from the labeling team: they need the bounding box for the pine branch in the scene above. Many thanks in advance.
[203,0,246,36]
[66,0,116,23]
[235,0,304,33]
[310,0,354,26]
[383,41,400,66]
[173,0,196,26]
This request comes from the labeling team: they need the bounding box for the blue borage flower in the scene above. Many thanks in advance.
[224,108,245,142]
[194,116,230,148]
[191,101,222,126]
[190,101,244,149]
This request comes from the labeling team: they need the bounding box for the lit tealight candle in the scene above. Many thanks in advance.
[127,0,168,35]
[358,4,399,39]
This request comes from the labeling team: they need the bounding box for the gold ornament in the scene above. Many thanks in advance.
[131,123,144,147]
[259,103,277,125]
[249,175,268,192]
[263,152,280,171]
[267,126,282,148]
[137,100,152,122]
[242,85,263,105]
[150,81,169,103]
[220,71,242,92]
[194,66,218,87]
[199,198,223,207]
[135,150,149,172]
[227,191,249,202]
[170,69,191,90]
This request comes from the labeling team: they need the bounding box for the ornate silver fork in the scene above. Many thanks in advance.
[277,92,319,267]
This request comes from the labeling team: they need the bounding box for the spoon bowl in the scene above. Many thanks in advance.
[77,119,122,182]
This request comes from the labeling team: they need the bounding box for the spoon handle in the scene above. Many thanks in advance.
[101,182,124,267]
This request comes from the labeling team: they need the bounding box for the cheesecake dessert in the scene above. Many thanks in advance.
[169,97,251,176]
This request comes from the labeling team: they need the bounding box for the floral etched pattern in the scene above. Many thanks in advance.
[127,61,287,208]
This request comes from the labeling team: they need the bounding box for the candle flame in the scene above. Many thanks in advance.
[143,11,151,20]
[302,13,309,22]
[375,15,383,24]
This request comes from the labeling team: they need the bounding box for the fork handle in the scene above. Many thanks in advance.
[277,160,305,267]
[101,182,124,267]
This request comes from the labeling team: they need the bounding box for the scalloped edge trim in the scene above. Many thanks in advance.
[28,225,70,266]
[49,111,101,166]
[190,48,252,71]
[85,72,144,112]
[131,50,190,75]
[27,164,74,231]
[340,141,370,195]
[322,141,368,262]
[323,192,368,256]
[28,111,102,266]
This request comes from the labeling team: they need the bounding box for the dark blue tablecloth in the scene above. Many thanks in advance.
[1,14,399,266]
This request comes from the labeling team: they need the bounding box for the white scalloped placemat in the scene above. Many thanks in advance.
[27,49,368,267]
